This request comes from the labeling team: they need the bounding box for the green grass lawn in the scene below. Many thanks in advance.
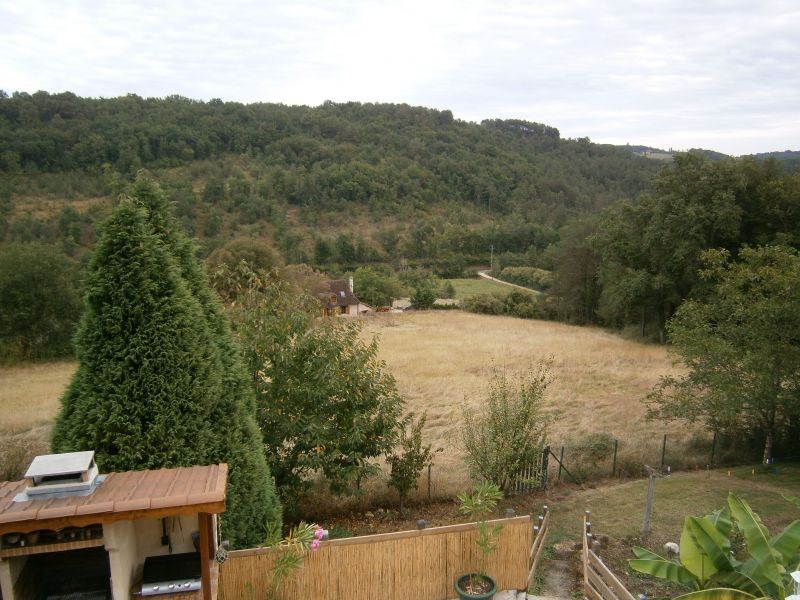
[443,277,525,299]
[520,463,800,598]
[547,462,800,542]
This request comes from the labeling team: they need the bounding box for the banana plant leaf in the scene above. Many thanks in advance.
[728,494,784,590]
[681,516,733,582]
[783,495,800,510]
[707,507,733,538]
[632,547,669,560]
[708,570,766,597]
[629,557,698,587]
[769,520,800,565]
[674,588,764,600]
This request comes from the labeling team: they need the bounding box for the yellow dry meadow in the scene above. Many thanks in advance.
[360,311,697,494]
[0,311,698,493]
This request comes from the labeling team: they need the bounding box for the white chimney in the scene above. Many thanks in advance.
[24,451,99,496]
[349,277,354,294]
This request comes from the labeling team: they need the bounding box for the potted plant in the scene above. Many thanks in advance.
[454,482,504,599]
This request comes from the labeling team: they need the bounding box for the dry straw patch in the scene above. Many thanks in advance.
[0,361,75,435]
[0,361,76,479]
[361,311,698,494]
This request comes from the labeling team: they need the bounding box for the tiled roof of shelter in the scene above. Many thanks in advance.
[0,463,227,534]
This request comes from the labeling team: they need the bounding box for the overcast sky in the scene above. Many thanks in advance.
[2,1,798,155]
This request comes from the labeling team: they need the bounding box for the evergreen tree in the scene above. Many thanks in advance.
[129,175,281,546]
[51,200,217,468]
[53,176,281,545]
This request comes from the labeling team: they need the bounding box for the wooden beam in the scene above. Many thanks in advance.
[0,501,225,535]
[199,512,213,600]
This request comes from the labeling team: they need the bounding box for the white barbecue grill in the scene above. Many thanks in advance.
[141,552,202,596]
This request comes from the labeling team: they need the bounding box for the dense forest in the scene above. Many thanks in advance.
[1,90,799,358]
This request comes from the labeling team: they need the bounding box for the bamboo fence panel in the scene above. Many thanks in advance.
[581,512,635,600]
[219,516,532,600]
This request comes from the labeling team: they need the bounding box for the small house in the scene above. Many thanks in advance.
[0,451,227,600]
[320,278,372,317]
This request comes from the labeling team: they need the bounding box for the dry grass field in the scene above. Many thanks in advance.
[360,310,702,496]
[0,361,76,479]
[0,311,701,495]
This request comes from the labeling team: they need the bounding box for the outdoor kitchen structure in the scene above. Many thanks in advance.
[0,452,227,600]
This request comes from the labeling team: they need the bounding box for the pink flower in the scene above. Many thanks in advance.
[311,539,320,551]
[314,527,325,540]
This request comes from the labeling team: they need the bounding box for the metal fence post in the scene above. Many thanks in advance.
[660,434,667,470]
[710,431,717,467]
[541,446,550,490]
[427,463,432,501]
[611,439,618,476]
[557,446,565,481]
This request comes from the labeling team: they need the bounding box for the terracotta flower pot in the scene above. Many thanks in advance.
[454,573,497,599]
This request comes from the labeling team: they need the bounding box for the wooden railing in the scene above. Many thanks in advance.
[527,504,550,589]
[582,511,635,600]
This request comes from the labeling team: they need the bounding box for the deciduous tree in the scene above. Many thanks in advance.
[211,262,405,505]
[647,246,800,464]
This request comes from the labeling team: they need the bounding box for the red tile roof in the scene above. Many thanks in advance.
[0,464,227,534]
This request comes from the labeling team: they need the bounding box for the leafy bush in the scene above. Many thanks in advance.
[464,293,505,315]
[0,243,83,361]
[440,281,456,299]
[352,266,404,307]
[387,413,436,514]
[461,364,552,491]
[213,261,405,504]
[564,432,614,482]
[410,283,436,309]
[497,266,553,291]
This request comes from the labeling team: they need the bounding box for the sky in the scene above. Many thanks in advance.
[1,0,798,156]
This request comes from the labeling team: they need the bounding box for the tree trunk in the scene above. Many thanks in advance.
[762,430,774,466]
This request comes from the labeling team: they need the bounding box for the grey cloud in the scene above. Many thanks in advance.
[0,0,797,154]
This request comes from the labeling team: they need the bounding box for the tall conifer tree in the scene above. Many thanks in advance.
[53,179,281,547]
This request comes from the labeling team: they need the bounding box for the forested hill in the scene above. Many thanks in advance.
[0,91,659,223]
[2,91,799,362]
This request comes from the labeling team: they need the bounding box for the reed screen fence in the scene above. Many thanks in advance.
[218,515,533,600]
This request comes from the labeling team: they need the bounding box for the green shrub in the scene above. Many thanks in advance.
[0,243,83,361]
[497,266,553,291]
[461,364,552,491]
[464,293,505,315]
